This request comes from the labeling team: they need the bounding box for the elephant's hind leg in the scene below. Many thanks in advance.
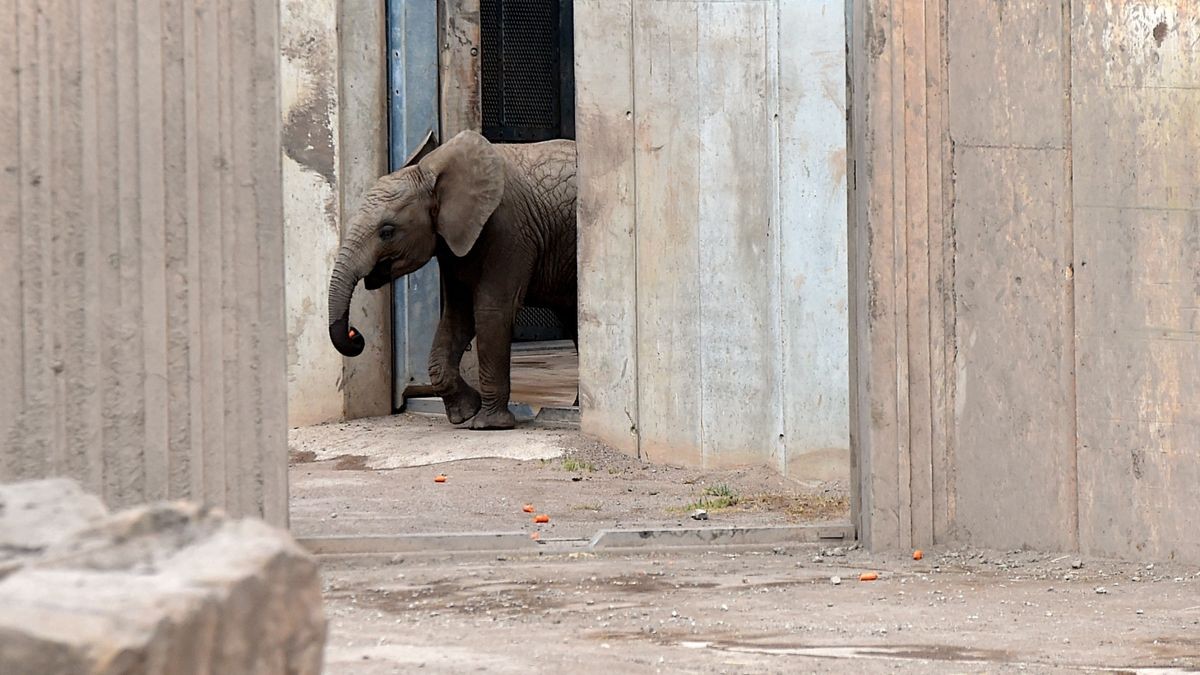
[469,305,517,430]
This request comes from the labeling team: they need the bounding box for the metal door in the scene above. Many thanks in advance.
[388,0,440,410]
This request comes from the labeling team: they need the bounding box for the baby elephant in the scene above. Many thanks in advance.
[327,130,577,430]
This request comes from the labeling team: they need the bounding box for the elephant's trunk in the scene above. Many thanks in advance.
[328,241,370,357]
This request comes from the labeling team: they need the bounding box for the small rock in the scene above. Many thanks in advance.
[1095,586,1108,595]
[812,555,825,563]
[1071,560,1083,569]
[690,509,708,521]
[830,576,842,586]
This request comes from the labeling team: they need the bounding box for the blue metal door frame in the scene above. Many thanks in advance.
[387,0,440,411]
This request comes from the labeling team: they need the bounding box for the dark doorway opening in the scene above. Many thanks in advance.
[480,0,577,409]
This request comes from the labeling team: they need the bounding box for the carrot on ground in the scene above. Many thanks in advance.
[913,550,924,560]
[523,504,535,513]
[434,475,447,483]
[534,514,550,524]
[859,572,879,582]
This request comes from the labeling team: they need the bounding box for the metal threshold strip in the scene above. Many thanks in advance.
[403,398,580,425]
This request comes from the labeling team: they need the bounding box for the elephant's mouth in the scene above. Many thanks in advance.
[363,258,397,290]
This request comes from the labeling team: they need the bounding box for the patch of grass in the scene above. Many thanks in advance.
[703,484,737,499]
[674,484,741,513]
[561,458,596,473]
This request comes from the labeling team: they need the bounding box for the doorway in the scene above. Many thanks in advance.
[391,0,580,414]
[286,0,854,551]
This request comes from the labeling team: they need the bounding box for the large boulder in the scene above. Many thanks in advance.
[0,481,326,675]
[0,478,108,578]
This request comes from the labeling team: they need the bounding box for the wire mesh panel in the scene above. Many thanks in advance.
[481,0,575,340]
[513,306,566,342]
[480,0,574,142]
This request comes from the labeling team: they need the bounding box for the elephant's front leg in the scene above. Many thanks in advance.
[428,282,481,425]
[469,305,517,430]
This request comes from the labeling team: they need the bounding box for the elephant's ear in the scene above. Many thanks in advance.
[401,128,439,168]
[419,130,505,257]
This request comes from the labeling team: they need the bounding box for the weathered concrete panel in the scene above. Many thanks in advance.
[1076,208,1200,562]
[338,0,394,420]
[577,0,849,476]
[1072,0,1200,562]
[947,0,1066,148]
[945,0,1074,556]
[632,0,704,466]
[778,0,851,481]
[441,0,482,139]
[847,0,957,550]
[282,0,344,427]
[575,0,640,456]
[696,2,781,469]
[0,0,287,524]
[850,0,1200,561]
[952,147,1076,550]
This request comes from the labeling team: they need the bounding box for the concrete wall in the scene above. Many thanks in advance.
[575,0,850,479]
[0,0,287,525]
[282,0,344,427]
[281,0,393,426]
[851,0,1200,562]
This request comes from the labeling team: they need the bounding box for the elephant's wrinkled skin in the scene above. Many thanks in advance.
[328,130,576,430]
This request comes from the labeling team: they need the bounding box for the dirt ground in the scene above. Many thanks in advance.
[318,545,1200,673]
[289,413,849,539]
[291,389,1198,673]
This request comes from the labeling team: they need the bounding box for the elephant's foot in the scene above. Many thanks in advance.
[442,386,482,425]
[469,405,516,430]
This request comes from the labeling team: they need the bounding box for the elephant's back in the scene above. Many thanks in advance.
[495,141,577,193]
[493,141,577,309]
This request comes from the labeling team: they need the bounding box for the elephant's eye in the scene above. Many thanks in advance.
[379,224,396,241]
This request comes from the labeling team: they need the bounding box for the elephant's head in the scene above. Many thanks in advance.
[328,130,506,357]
